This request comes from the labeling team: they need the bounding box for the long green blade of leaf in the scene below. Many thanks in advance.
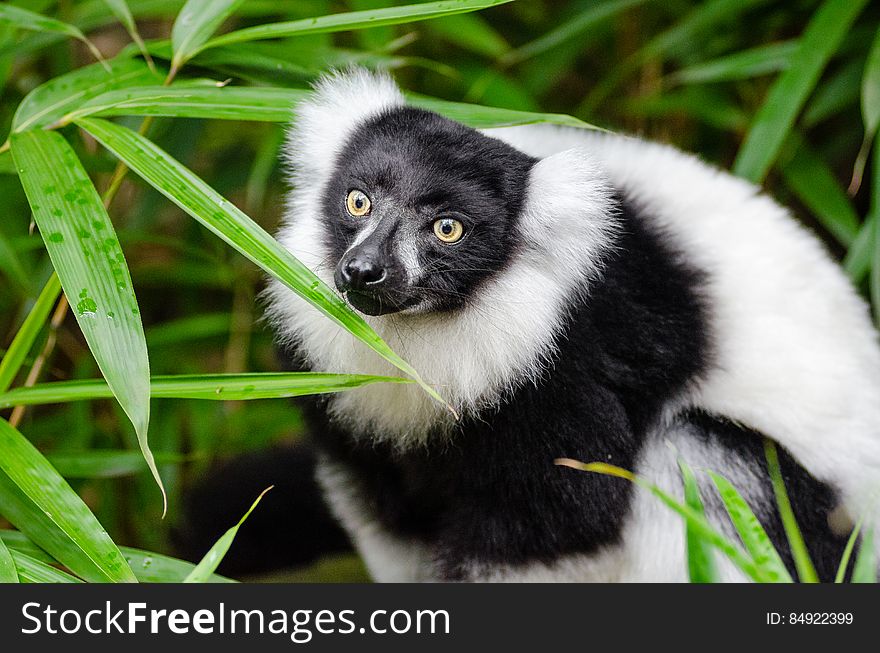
[0,372,412,408]
[11,550,81,583]
[183,487,271,582]
[170,0,246,73]
[0,418,137,583]
[99,0,154,70]
[733,0,870,182]
[849,27,880,194]
[781,134,861,247]
[1,530,232,583]
[0,4,107,69]
[764,441,819,582]
[198,0,514,54]
[11,57,160,133]
[844,217,872,283]
[76,116,444,407]
[850,526,876,583]
[835,519,863,583]
[0,534,17,582]
[63,84,597,131]
[707,471,793,582]
[47,450,189,479]
[555,459,771,582]
[669,40,798,86]
[677,457,719,583]
[0,273,61,394]
[10,130,162,511]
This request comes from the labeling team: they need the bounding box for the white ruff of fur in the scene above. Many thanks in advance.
[265,71,619,445]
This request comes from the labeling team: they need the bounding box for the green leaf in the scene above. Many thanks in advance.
[0,418,136,583]
[425,12,509,59]
[850,525,876,583]
[11,550,81,583]
[0,274,61,394]
[46,450,189,479]
[843,217,872,283]
[408,94,598,130]
[764,441,819,582]
[0,4,108,69]
[0,228,31,293]
[198,0,514,55]
[781,135,861,247]
[849,27,880,194]
[63,83,598,131]
[555,459,772,582]
[98,0,154,69]
[171,0,246,73]
[707,471,793,583]
[68,85,310,123]
[11,57,160,133]
[10,130,161,511]
[733,0,870,183]
[677,457,719,583]
[669,40,798,86]
[75,116,444,406]
[871,141,880,324]
[1,529,232,583]
[835,519,863,583]
[0,534,17,583]
[123,546,234,583]
[0,372,412,408]
[502,0,651,66]
[184,487,271,582]
[861,27,880,144]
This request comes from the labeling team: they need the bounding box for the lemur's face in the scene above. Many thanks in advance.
[321,107,536,316]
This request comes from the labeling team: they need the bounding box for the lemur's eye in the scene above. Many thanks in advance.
[345,189,371,216]
[433,218,464,244]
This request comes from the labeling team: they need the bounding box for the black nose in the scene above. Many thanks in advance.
[336,253,387,291]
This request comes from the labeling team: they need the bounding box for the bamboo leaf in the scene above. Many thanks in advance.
[62,83,598,131]
[0,372,412,408]
[0,274,61,394]
[669,41,798,86]
[850,525,876,583]
[764,441,819,582]
[1,529,232,583]
[11,550,81,583]
[10,130,162,511]
[850,27,880,194]
[781,134,861,247]
[677,457,719,583]
[98,0,154,69]
[75,116,444,406]
[0,534,17,583]
[0,418,137,583]
[170,0,246,73]
[733,0,870,183]
[183,487,271,582]
[46,450,189,479]
[835,519,862,583]
[198,0,514,55]
[123,546,235,583]
[0,4,107,69]
[555,459,771,582]
[11,57,160,134]
[843,217,872,283]
[707,471,793,583]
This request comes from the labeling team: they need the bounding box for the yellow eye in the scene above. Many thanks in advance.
[433,218,464,244]
[346,189,371,216]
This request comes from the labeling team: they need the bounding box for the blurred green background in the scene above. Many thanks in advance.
[1,0,878,581]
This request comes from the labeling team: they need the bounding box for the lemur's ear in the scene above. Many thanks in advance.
[285,68,404,186]
[517,148,618,284]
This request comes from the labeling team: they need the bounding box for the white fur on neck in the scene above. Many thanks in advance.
[265,71,618,445]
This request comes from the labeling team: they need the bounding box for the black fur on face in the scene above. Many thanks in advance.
[321,107,537,316]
